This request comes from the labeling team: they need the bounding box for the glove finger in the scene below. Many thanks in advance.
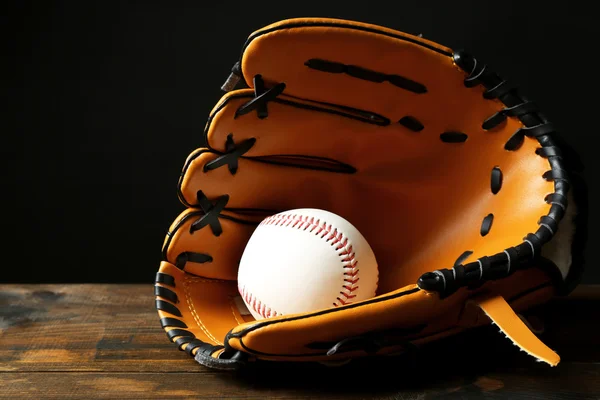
[162,207,262,280]
[204,88,508,168]
[239,18,459,122]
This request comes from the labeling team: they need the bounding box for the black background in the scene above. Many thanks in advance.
[4,1,598,283]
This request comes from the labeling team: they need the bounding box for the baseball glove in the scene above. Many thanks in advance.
[154,18,586,370]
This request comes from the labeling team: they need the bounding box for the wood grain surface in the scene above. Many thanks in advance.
[1,284,598,399]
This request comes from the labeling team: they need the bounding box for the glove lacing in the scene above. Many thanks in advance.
[172,191,229,269]
[204,75,286,175]
[418,51,571,297]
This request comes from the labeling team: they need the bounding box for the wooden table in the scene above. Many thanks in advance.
[0,284,598,399]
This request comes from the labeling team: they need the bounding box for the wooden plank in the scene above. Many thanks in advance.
[0,284,598,399]
[0,284,200,372]
[1,361,598,399]
[1,284,598,373]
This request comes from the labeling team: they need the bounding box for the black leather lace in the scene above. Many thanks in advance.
[235,74,286,118]
[190,190,228,236]
[315,328,421,358]
[418,51,570,297]
[466,58,556,152]
[177,76,286,269]
[204,75,286,175]
[204,134,255,175]
[173,191,229,270]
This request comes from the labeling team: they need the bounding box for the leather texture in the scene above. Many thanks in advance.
[474,294,560,366]
[154,17,579,368]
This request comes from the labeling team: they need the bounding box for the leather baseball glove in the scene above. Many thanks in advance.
[154,18,586,370]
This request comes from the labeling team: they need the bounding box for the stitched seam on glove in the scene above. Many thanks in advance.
[184,275,224,345]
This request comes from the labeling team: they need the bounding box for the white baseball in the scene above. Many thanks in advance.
[237,208,378,320]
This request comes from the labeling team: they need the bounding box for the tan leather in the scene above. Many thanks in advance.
[156,260,554,361]
[155,17,571,365]
[183,83,552,290]
[163,208,262,281]
[474,294,560,366]
[156,261,241,346]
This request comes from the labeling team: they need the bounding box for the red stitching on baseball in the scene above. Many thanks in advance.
[259,213,360,308]
[239,284,280,319]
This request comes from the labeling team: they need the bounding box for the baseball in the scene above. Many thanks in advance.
[237,208,378,320]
